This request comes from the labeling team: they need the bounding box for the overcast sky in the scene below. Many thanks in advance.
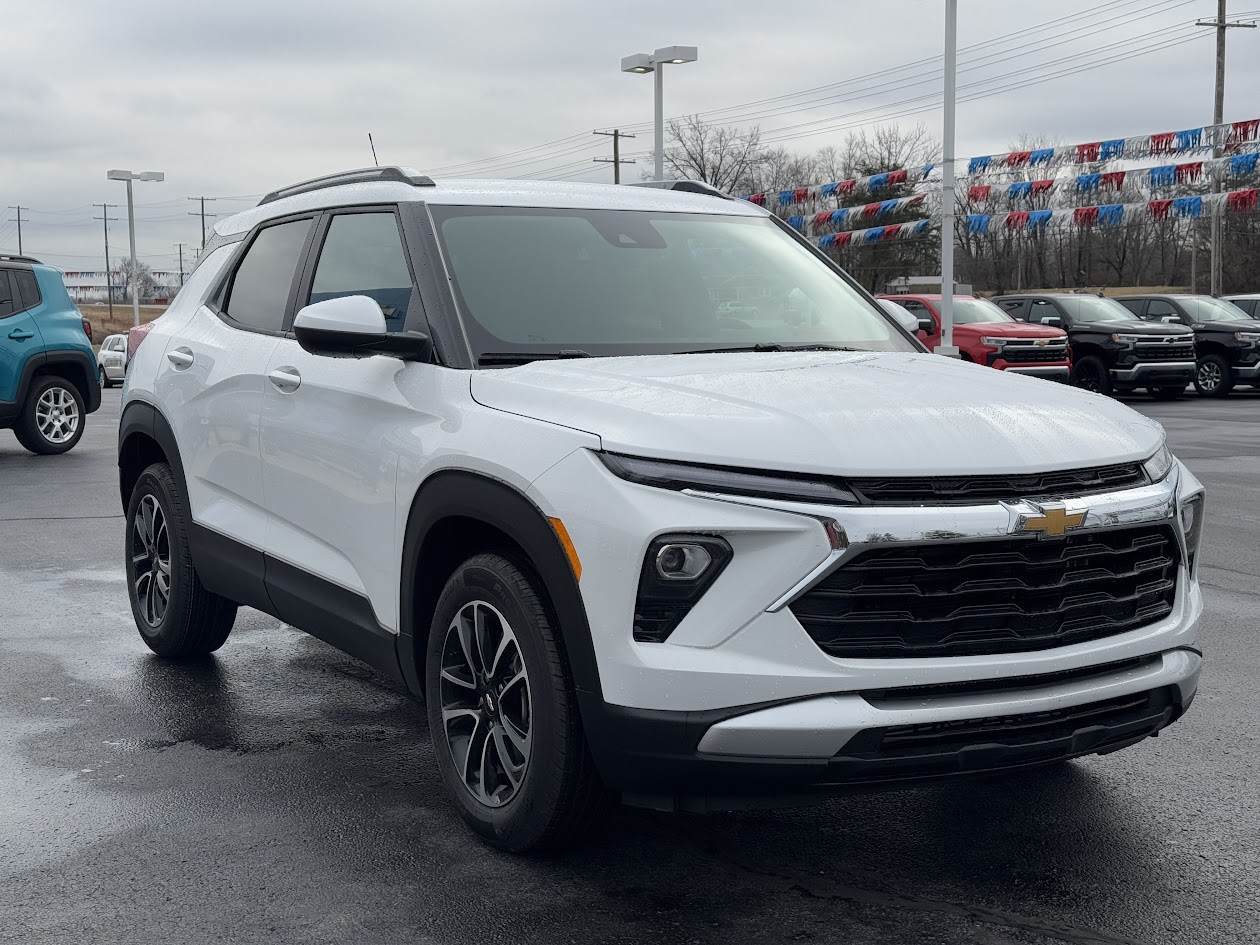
[3,0,1258,271]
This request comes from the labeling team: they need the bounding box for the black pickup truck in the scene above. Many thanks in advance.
[1114,294,1260,397]
[993,294,1196,399]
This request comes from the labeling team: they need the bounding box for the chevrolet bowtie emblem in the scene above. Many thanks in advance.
[1019,504,1087,537]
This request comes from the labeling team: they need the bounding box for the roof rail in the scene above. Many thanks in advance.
[259,166,436,206]
[0,254,41,265]
[626,179,734,200]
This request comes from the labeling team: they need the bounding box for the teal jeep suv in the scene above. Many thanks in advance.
[0,255,100,454]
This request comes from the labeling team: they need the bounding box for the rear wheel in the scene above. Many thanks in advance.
[1193,355,1233,398]
[14,376,85,455]
[1072,356,1112,396]
[98,366,113,390]
[125,462,237,658]
[426,553,612,853]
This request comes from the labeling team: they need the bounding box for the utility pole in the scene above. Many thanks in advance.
[1197,2,1256,294]
[593,129,637,184]
[93,203,119,320]
[187,196,217,250]
[7,206,28,255]
[174,243,187,286]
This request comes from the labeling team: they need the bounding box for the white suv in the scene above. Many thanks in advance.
[119,167,1205,853]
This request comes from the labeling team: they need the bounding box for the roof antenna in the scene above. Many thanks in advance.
[368,133,379,167]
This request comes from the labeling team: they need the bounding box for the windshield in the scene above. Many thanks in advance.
[1180,297,1252,322]
[1053,296,1134,323]
[429,206,915,361]
[952,298,1015,324]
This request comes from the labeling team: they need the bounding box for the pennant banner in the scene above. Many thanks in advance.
[791,193,928,235]
[744,164,934,209]
[816,218,934,249]
[957,188,1258,235]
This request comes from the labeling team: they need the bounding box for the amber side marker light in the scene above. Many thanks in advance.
[549,517,582,581]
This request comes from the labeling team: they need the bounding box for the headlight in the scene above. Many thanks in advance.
[1180,493,1204,574]
[1235,332,1260,343]
[1111,333,1145,343]
[599,452,858,505]
[1142,444,1174,483]
[980,336,1013,346]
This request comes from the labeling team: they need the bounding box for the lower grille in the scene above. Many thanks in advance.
[999,345,1069,364]
[790,525,1178,659]
[831,686,1178,782]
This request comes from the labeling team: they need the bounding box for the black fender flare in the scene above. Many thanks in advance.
[398,470,603,704]
[0,349,100,421]
[117,400,189,511]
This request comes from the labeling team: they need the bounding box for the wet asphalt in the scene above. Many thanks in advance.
[1,387,1257,945]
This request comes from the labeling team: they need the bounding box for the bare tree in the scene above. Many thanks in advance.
[113,257,159,304]
[838,123,940,178]
[651,115,765,193]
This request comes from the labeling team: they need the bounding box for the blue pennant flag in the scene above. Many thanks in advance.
[1009,181,1032,199]
[864,227,885,243]
[820,182,839,198]
[868,173,890,191]
[1149,165,1177,187]
[1029,148,1056,166]
[786,215,805,231]
[778,190,794,207]
[1077,173,1101,192]
[967,214,991,234]
[1231,152,1259,176]
[1174,128,1203,151]
[1173,195,1202,218]
[913,219,931,234]
[1028,210,1054,228]
[1100,139,1126,161]
[968,156,991,175]
[831,208,849,226]
[879,199,900,216]
[818,234,836,249]
[923,163,935,177]
[1098,205,1124,226]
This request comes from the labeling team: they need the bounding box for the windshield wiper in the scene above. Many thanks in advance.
[685,343,866,354]
[478,349,593,367]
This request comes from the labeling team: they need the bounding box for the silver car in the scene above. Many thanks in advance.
[97,334,127,387]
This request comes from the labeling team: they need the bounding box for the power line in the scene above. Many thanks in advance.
[593,129,636,184]
[93,203,120,319]
[187,196,218,249]
[6,206,29,254]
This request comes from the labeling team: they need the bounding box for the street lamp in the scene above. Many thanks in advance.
[107,169,165,327]
[621,45,698,181]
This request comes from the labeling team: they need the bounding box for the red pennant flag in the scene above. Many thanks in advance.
[812,210,832,230]
[1077,142,1101,163]
[1101,171,1126,190]
[1005,211,1030,230]
[1075,206,1099,226]
[792,187,810,204]
[1005,150,1032,167]
[1229,119,1260,145]
[881,223,902,241]
[968,184,991,202]
[749,193,766,206]
[1030,179,1055,195]
[1149,132,1175,154]
[1176,162,1203,183]
[834,231,854,247]
[836,180,857,196]
[1148,199,1173,220]
[887,169,909,186]
[862,201,882,219]
[1227,189,1260,212]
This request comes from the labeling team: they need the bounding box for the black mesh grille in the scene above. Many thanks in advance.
[999,345,1069,364]
[790,525,1178,659]
[847,462,1146,506]
[1135,342,1195,362]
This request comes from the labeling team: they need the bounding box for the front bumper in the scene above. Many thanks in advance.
[1232,363,1260,380]
[1001,363,1071,380]
[582,648,1199,809]
[1111,361,1195,385]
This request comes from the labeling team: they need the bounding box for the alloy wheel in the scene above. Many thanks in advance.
[35,386,79,444]
[131,495,171,628]
[1198,361,1221,392]
[439,600,533,808]
[1078,366,1102,392]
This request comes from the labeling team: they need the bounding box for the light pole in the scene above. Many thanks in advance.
[937,1,960,358]
[621,45,698,181]
[107,169,165,327]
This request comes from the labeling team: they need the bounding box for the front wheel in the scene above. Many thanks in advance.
[14,376,86,454]
[1072,356,1113,396]
[426,553,612,853]
[125,462,237,658]
[1193,355,1234,397]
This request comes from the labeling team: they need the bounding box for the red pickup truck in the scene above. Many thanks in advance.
[878,294,1070,380]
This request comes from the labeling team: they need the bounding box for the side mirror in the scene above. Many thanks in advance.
[890,309,919,334]
[1039,315,1063,328]
[293,295,431,362]
[1160,315,1178,323]
[916,316,935,334]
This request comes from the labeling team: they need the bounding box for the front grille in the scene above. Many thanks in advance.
[790,525,1178,659]
[861,654,1159,703]
[831,686,1178,781]
[999,344,1069,364]
[847,462,1146,506]
[1136,342,1195,362]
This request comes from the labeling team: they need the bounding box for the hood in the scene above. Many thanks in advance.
[1072,320,1193,336]
[1192,319,1260,332]
[471,351,1164,476]
[956,321,1066,338]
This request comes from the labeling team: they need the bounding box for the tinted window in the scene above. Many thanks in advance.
[1029,299,1062,323]
[898,299,929,314]
[1233,299,1258,317]
[1053,296,1133,323]
[1117,299,1146,317]
[0,272,15,318]
[308,212,413,331]
[1146,299,1181,321]
[432,206,915,359]
[1180,297,1251,322]
[997,298,1028,319]
[14,271,41,311]
[224,219,312,333]
[952,298,1014,324]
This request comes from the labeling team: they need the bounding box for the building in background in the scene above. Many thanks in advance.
[60,270,183,305]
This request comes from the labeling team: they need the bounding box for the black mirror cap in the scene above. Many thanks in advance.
[294,325,432,362]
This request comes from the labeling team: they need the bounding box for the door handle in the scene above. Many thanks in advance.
[166,347,194,369]
[7,328,34,341]
[267,368,302,393]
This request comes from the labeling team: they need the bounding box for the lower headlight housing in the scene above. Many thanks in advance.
[1180,494,1204,575]
[633,535,732,643]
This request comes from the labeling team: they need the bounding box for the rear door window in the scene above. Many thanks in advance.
[1028,299,1062,324]
[996,298,1028,319]
[1146,299,1184,324]
[0,272,15,318]
[223,219,313,334]
[1116,299,1146,317]
[305,211,414,331]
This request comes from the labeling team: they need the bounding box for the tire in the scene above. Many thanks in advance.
[98,366,114,390]
[1072,356,1112,396]
[13,375,86,455]
[125,462,237,658]
[426,553,613,853]
[1149,385,1186,401]
[1193,355,1233,398]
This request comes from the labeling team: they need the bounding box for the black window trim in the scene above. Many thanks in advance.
[0,270,17,319]
[0,267,43,319]
[208,211,320,338]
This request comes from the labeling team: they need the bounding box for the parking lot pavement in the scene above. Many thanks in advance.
[2,387,1257,945]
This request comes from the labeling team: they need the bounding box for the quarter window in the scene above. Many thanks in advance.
[223,219,312,333]
[308,212,413,331]
[0,272,15,318]
[13,271,41,311]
